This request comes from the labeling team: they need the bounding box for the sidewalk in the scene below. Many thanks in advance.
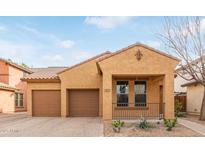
[178,118,205,136]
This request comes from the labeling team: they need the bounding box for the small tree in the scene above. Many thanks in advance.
[159,17,205,120]
[7,59,13,62]
[21,62,29,68]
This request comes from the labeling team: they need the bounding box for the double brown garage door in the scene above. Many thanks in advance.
[32,89,99,117]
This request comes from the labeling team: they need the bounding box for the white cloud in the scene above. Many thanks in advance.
[41,54,64,66]
[71,51,92,60]
[0,25,7,33]
[0,40,35,57]
[144,41,161,48]
[59,40,75,49]
[0,39,67,67]
[84,16,132,29]
[0,40,37,66]
[19,25,75,49]
[179,18,205,35]
[200,18,205,31]
[19,25,58,41]
[0,24,76,67]
[43,54,63,61]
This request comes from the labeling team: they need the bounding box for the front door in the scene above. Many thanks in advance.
[159,85,163,114]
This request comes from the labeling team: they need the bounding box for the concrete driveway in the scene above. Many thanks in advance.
[0,113,103,137]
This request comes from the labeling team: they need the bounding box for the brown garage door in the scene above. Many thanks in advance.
[32,90,61,117]
[69,89,99,117]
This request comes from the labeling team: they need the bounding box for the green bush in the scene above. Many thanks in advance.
[164,118,177,131]
[176,112,186,117]
[175,100,185,117]
[138,117,150,129]
[112,120,125,133]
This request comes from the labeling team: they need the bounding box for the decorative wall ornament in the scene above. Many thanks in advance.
[135,49,143,61]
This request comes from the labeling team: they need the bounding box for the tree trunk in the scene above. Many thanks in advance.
[199,86,205,120]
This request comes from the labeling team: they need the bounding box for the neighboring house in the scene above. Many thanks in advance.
[178,57,205,115]
[22,43,179,120]
[0,58,32,113]
[174,74,187,95]
[182,80,203,115]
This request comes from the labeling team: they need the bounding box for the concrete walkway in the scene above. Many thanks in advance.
[178,118,205,136]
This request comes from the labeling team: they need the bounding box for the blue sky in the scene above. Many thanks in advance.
[0,16,165,67]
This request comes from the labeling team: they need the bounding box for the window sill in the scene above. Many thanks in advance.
[15,106,24,108]
[114,106,148,110]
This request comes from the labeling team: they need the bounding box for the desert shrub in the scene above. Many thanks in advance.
[164,118,177,131]
[138,117,150,129]
[175,100,186,117]
[112,120,125,133]
[176,111,186,117]
[156,120,161,125]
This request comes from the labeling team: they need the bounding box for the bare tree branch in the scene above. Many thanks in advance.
[159,17,205,120]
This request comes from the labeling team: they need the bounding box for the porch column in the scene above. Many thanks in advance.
[163,73,175,119]
[61,87,68,117]
[102,73,112,120]
[27,84,32,117]
[129,80,135,107]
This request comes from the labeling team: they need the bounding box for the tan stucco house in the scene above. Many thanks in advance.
[0,58,33,113]
[22,43,179,120]
[177,56,205,116]
[182,81,203,115]
[174,74,187,95]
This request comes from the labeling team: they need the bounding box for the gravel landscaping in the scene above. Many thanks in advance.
[104,120,203,137]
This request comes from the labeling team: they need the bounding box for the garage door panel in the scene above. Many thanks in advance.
[69,89,99,117]
[32,90,61,117]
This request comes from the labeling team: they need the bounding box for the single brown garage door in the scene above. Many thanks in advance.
[69,89,99,117]
[32,90,61,117]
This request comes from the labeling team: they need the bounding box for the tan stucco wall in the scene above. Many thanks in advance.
[9,65,24,87]
[9,65,28,111]
[59,60,102,117]
[174,74,187,93]
[0,90,15,113]
[26,82,61,116]
[15,81,28,112]
[0,60,9,84]
[98,46,178,119]
[0,62,28,113]
[187,84,204,115]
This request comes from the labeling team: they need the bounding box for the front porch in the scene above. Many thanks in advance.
[111,75,165,119]
[112,103,165,120]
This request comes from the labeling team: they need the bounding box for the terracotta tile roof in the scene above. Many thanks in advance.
[0,58,33,73]
[0,82,18,91]
[58,51,111,74]
[23,67,67,80]
[97,42,181,63]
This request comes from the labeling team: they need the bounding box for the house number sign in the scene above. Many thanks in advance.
[104,89,111,92]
